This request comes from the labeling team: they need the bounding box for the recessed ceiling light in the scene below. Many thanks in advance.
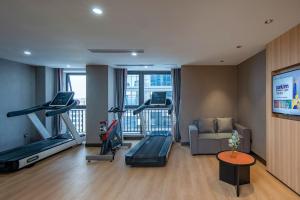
[131,52,138,56]
[92,7,103,15]
[220,60,225,63]
[265,19,274,24]
[144,66,148,69]
[24,50,31,56]
[67,64,71,68]
[236,45,243,49]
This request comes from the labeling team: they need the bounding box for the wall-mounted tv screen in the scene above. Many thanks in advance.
[273,68,300,116]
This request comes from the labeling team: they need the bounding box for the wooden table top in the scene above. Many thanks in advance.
[217,151,256,166]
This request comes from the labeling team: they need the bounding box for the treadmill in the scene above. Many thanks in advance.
[125,92,173,167]
[0,92,83,172]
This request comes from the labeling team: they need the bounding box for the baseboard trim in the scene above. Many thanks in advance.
[85,143,102,147]
[250,151,266,165]
[180,142,190,146]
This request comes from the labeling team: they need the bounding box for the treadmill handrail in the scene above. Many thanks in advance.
[133,104,147,115]
[7,102,51,118]
[45,100,78,117]
[133,99,173,115]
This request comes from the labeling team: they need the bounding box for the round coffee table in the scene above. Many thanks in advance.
[216,151,256,197]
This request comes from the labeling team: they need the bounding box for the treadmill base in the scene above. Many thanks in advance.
[0,137,78,172]
[125,133,173,167]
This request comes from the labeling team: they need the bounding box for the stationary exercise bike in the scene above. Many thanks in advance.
[86,107,131,162]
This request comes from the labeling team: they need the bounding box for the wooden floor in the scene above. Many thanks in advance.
[0,143,299,200]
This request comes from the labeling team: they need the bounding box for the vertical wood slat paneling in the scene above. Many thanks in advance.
[266,24,300,194]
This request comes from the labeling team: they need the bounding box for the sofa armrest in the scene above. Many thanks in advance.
[234,123,251,153]
[189,124,198,134]
[188,125,198,155]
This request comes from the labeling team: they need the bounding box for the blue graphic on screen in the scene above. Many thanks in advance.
[273,69,300,115]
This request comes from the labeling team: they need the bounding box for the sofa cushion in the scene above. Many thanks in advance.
[217,118,233,133]
[198,133,243,140]
[217,133,232,139]
[198,118,216,133]
[198,133,219,139]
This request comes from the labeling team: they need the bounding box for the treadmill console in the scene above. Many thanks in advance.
[150,92,167,105]
[49,92,74,107]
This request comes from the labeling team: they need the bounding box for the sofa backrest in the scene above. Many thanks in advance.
[194,117,234,133]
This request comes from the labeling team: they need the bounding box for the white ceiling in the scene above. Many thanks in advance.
[0,0,299,69]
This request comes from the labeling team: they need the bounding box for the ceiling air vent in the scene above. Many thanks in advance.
[115,64,154,67]
[88,49,144,53]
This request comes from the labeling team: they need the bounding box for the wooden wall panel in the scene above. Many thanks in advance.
[266,24,300,194]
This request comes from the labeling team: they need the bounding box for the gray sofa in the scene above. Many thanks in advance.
[188,118,251,155]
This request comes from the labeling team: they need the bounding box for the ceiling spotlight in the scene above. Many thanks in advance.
[24,50,31,56]
[220,60,225,63]
[265,19,274,24]
[144,65,148,69]
[66,64,71,68]
[131,52,138,56]
[92,7,103,15]
[236,45,243,49]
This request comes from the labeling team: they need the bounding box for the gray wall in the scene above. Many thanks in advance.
[237,50,266,159]
[86,65,115,145]
[35,66,56,136]
[180,65,238,143]
[0,60,56,151]
[0,59,36,151]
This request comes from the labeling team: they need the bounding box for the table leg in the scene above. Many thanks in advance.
[236,166,240,197]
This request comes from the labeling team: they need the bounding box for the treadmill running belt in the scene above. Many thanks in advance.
[0,138,73,161]
[133,136,166,158]
[125,133,173,167]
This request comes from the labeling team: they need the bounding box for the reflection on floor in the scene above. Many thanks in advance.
[0,143,298,200]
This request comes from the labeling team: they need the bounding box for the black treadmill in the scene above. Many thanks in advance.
[125,92,173,167]
[0,92,83,172]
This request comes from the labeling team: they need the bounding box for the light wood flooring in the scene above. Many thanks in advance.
[0,143,299,200]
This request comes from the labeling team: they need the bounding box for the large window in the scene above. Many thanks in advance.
[66,74,86,106]
[125,72,172,107]
[125,74,139,106]
[123,71,173,134]
[144,74,172,101]
[66,73,86,134]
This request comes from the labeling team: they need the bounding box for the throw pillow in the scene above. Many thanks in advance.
[217,118,233,133]
[198,118,216,133]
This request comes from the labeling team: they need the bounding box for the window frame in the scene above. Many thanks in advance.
[125,71,171,109]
